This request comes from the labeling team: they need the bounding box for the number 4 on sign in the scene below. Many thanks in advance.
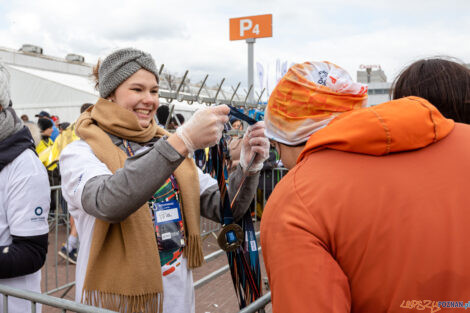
[240,19,260,36]
[252,24,259,35]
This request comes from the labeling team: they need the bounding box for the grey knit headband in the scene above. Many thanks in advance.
[98,48,160,99]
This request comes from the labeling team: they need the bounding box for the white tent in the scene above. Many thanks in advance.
[7,64,98,123]
[7,64,203,125]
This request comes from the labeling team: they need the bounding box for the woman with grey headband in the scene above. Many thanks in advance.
[59,48,270,313]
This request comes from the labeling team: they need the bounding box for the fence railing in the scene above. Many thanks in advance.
[1,167,287,312]
[0,284,116,313]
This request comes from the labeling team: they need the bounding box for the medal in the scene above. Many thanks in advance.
[217,223,244,252]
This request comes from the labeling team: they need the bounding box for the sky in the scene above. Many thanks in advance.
[0,0,469,99]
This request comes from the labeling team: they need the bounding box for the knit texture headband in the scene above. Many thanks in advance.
[98,48,160,98]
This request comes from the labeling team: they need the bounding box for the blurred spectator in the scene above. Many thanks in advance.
[156,104,169,126]
[24,122,41,146]
[175,113,185,126]
[35,110,59,141]
[36,118,53,154]
[59,122,70,133]
[35,110,51,119]
[231,119,243,131]
[168,114,185,130]
[51,115,60,128]
[20,114,29,122]
[227,118,243,173]
[80,103,93,113]
[0,62,49,313]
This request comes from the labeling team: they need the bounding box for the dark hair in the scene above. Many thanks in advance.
[59,122,71,130]
[80,103,94,113]
[156,105,170,125]
[175,113,185,125]
[392,57,470,124]
[37,118,53,132]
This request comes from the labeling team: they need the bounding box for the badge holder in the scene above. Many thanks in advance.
[153,200,185,252]
[217,223,244,252]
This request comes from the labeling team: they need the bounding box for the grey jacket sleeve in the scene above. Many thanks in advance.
[200,165,260,223]
[81,139,184,223]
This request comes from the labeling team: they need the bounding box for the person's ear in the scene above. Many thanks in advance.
[107,92,116,103]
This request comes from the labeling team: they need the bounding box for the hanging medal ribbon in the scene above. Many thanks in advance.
[209,111,262,309]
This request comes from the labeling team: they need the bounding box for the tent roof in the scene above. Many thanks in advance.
[8,64,97,96]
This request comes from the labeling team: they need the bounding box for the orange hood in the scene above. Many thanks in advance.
[298,96,454,163]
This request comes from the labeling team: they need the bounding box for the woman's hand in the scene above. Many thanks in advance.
[240,121,270,172]
[172,105,230,155]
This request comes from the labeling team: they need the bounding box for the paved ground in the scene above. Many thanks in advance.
[41,218,271,313]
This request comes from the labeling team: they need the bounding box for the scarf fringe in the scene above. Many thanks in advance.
[184,233,204,268]
[82,289,163,313]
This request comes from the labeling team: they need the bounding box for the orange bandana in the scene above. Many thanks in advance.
[265,61,368,145]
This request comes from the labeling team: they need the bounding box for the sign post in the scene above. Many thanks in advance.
[230,14,272,104]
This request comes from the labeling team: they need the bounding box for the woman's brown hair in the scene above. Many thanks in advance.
[391,57,470,124]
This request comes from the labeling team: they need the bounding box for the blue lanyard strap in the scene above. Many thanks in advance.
[122,139,135,157]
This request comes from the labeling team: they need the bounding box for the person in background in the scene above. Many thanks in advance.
[227,118,243,173]
[156,104,170,127]
[51,115,60,128]
[24,122,41,147]
[35,110,59,141]
[175,113,185,127]
[36,118,54,154]
[0,62,50,313]
[58,122,70,133]
[261,61,470,312]
[167,113,186,130]
[20,114,29,122]
[391,57,470,123]
[59,48,269,313]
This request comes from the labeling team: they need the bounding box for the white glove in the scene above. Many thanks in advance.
[239,121,270,172]
[175,105,230,153]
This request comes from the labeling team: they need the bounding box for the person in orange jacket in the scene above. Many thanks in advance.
[260,61,470,312]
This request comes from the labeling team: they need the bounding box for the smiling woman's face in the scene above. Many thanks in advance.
[109,69,159,128]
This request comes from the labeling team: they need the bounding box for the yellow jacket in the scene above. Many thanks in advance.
[39,124,80,171]
[36,137,53,155]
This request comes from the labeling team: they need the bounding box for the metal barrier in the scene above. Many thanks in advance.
[44,186,75,297]
[0,284,116,313]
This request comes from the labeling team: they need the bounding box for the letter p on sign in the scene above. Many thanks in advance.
[240,19,253,37]
[230,14,272,41]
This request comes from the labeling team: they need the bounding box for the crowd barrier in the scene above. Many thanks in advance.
[0,167,287,312]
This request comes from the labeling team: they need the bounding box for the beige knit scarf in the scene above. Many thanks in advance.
[75,98,204,313]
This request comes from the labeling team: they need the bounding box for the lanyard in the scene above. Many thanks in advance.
[210,133,262,309]
[122,139,135,157]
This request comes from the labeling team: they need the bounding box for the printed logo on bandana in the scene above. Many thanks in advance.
[317,70,328,86]
[31,206,46,222]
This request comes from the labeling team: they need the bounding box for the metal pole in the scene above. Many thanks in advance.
[246,38,256,105]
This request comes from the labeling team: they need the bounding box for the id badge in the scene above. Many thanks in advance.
[153,200,185,251]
